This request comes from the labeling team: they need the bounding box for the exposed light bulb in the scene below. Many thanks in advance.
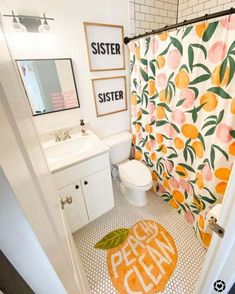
[12,21,26,32]
[38,13,50,33]
[11,11,26,32]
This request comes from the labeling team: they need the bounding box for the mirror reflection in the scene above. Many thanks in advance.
[16,58,80,115]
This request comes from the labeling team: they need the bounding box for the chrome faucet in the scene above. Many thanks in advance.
[51,128,72,142]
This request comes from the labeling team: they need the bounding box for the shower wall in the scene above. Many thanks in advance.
[129,0,178,36]
[129,0,235,36]
[178,0,235,22]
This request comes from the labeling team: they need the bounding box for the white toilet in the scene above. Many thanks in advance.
[103,131,153,206]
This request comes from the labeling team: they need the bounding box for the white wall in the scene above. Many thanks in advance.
[0,0,131,138]
[0,167,66,294]
[178,0,235,22]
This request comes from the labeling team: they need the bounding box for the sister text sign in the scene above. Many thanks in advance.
[92,76,127,117]
[84,22,125,71]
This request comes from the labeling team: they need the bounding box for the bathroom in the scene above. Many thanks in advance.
[1,0,235,293]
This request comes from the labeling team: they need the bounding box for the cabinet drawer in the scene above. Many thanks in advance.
[53,152,110,189]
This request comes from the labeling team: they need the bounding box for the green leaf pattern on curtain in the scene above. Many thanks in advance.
[128,17,235,248]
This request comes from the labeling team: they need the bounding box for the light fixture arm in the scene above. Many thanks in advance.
[3,11,54,33]
[3,11,54,21]
[42,13,49,25]
[11,10,18,22]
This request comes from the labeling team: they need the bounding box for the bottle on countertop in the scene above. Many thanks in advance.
[80,119,87,136]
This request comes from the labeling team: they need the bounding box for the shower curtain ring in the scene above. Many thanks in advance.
[204,14,208,25]
[229,7,233,22]
[183,19,187,32]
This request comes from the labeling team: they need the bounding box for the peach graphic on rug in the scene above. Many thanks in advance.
[95,220,178,293]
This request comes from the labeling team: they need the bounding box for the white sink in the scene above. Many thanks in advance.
[44,137,94,159]
[42,130,109,172]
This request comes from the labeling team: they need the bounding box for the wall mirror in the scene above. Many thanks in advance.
[16,58,80,116]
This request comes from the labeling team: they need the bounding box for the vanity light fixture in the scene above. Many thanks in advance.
[3,11,54,33]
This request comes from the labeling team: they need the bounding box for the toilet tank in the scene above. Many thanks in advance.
[103,131,132,165]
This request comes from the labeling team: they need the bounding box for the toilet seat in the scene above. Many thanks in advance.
[119,160,152,191]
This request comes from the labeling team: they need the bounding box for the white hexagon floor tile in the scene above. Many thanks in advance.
[73,180,206,294]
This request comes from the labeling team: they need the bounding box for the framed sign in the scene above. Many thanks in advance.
[92,76,127,117]
[84,22,125,71]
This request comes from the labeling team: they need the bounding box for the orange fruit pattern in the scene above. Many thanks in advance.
[174,137,184,149]
[156,106,165,119]
[200,92,218,112]
[175,70,190,89]
[131,94,137,105]
[192,141,204,158]
[181,124,199,139]
[230,98,235,114]
[129,18,235,248]
[195,23,209,37]
[148,79,156,97]
[156,56,165,68]
[211,64,229,87]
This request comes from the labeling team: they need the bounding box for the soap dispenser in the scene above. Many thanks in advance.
[80,119,87,136]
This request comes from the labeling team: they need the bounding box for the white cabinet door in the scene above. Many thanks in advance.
[81,168,114,221]
[58,182,89,233]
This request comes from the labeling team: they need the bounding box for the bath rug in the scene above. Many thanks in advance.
[95,220,178,293]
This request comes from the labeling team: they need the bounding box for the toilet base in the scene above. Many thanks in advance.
[124,186,148,207]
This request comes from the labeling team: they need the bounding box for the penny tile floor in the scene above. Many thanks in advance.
[73,180,206,293]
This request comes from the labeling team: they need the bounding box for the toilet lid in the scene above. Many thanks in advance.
[119,160,152,187]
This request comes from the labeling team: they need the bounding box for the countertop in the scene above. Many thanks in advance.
[42,130,109,173]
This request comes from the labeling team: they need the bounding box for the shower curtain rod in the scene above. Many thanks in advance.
[124,7,235,44]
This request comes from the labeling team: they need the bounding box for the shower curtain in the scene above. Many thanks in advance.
[128,16,235,247]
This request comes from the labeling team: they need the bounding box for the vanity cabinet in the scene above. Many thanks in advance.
[53,152,114,233]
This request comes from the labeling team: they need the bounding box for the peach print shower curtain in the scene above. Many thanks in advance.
[129,16,235,247]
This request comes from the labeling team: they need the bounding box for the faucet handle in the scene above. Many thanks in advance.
[63,128,72,140]
[50,131,62,142]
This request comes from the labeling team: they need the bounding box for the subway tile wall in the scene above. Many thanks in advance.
[129,0,235,37]
[178,0,235,22]
[129,0,179,36]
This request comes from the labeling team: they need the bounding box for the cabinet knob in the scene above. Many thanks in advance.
[75,184,79,189]
[84,181,88,185]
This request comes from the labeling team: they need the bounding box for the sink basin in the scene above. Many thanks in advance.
[44,137,94,159]
[42,130,110,172]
